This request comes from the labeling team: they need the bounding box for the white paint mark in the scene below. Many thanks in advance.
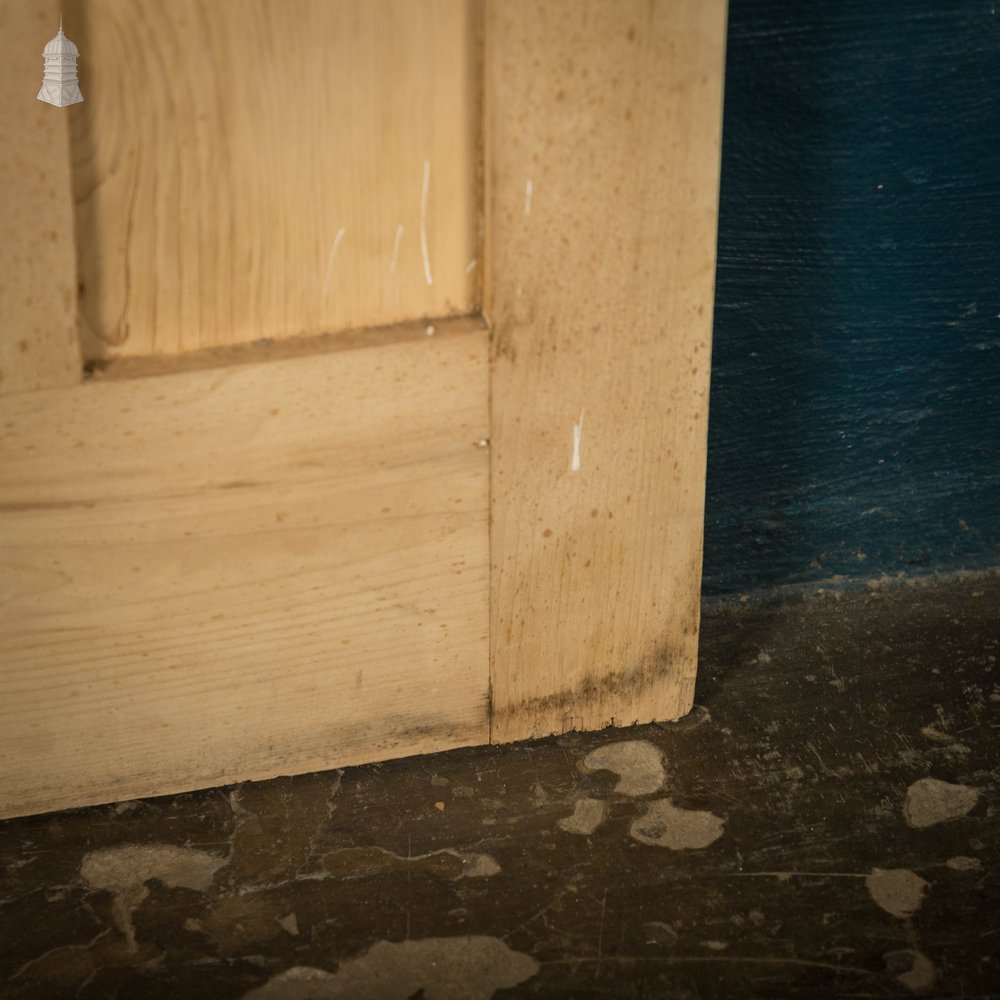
[582,740,666,797]
[557,797,608,836]
[242,937,539,999]
[389,224,404,275]
[465,259,477,274]
[524,178,533,216]
[903,777,979,828]
[865,868,928,919]
[277,912,300,936]
[571,409,585,472]
[630,798,725,850]
[425,324,436,336]
[322,227,347,297]
[419,160,433,286]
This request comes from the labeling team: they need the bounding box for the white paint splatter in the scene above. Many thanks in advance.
[630,799,724,850]
[571,409,585,472]
[419,160,433,287]
[557,798,608,836]
[582,740,666,797]
[865,868,928,919]
[389,224,404,275]
[465,259,477,274]
[524,178,533,216]
[242,936,539,999]
[903,777,979,828]
[323,227,347,297]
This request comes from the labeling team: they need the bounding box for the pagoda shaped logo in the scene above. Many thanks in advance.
[37,17,83,108]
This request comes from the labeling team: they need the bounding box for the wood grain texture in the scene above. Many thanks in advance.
[66,0,480,361]
[486,0,727,741]
[0,318,489,818]
[0,0,83,396]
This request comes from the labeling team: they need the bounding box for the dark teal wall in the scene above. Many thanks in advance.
[703,1,1000,595]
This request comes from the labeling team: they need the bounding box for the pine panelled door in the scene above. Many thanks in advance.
[0,0,727,819]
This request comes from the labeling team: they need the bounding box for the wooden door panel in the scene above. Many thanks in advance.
[0,319,489,818]
[66,0,480,361]
[0,0,728,817]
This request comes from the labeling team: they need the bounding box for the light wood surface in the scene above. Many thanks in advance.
[66,0,480,362]
[485,0,728,740]
[0,318,489,818]
[0,0,83,396]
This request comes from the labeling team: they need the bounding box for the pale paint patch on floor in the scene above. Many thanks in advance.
[629,799,725,850]
[557,797,608,835]
[884,948,936,992]
[242,936,539,1000]
[81,844,227,951]
[903,777,979,828]
[865,868,928,919]
[581,740,667,797]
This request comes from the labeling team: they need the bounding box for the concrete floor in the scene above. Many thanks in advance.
[2,574,998,999]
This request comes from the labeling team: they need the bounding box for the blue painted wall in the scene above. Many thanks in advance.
[703,1,1000,595]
